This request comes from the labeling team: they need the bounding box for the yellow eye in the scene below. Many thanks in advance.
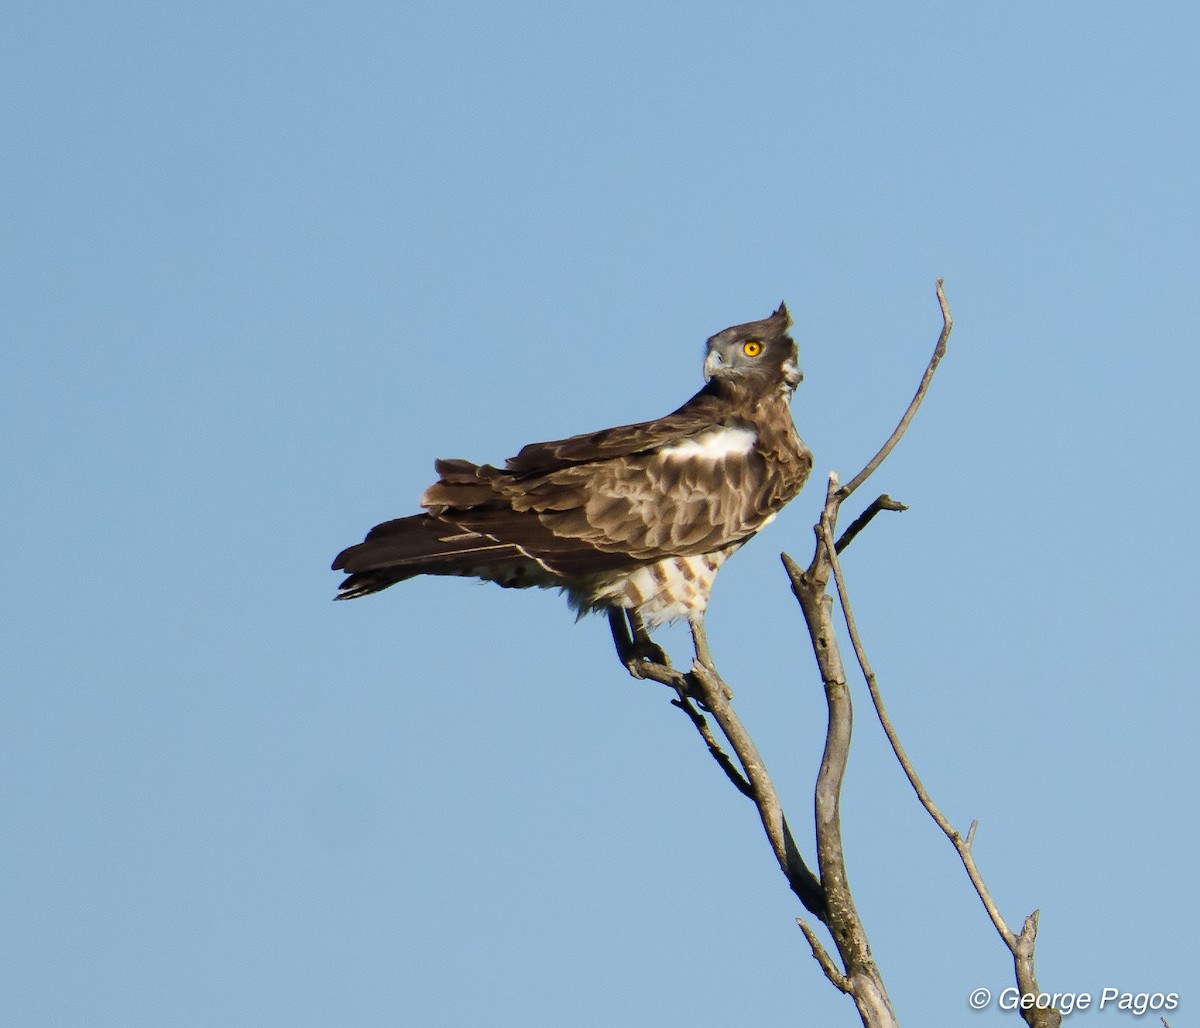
[742,340,762,357]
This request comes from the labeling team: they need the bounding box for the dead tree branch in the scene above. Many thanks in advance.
[631,657,825,917]
[834,495,908,554]
[632,280,1055,1026]
[777,279,955,1025]
[798,279,1057,1027]
[821,514,1061,1028]
[784,492,897,1027]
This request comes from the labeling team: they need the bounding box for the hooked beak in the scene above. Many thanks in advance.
[703,350,723,381]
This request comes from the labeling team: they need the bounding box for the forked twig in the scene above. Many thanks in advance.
[630,658,752,797]
[690,662,826,918]
[777,280,958,1027]
[628,281,1053,1028]
[811,281,1062,1026]
[628,655,825,916]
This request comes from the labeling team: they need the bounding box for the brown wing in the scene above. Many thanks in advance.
[334,304,810,600]
[500,385,728,475]
[421,388,811,575]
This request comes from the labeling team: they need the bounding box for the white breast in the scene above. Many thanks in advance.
[659,425,757,461]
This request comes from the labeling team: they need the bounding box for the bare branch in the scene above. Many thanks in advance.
[689,663,826,918]
[630,280,1031,1028]
[784,279,1060,1028]
[837,279,953,501]
[1013,912,1061,1028]
[626,658,752,796]
[670,693,755,799]
[835,494,908,554]
[820,515,1016,946]
[625,654,825,917]
[798,917,851,992]
[820,515,1061,1027]
[786,524,898,1026]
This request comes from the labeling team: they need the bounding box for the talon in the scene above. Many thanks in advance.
[609,608,672,678]
[631,638,670,668]
[625,658,650,680]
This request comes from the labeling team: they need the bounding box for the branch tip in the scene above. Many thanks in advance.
[797,917,850,993]
[935,278,952,330]
[835,280,954,500]
[834,494,910,554]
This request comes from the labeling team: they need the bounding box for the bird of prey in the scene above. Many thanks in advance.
[332,303,812,675]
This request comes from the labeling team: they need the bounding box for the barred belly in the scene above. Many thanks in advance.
[580,547,741,628]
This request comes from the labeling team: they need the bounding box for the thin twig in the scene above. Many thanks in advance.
[629,281,969,1027]
[821,516,1061,1028]
[820,515,1016,948]
[835,494,909,554]
[670,694,755,798]
[798,917,851,992]
[629,659,752,796]
[837,279,953,501]
[771,282,956,1027]
[689,663,826,918]
[629,655,825,916]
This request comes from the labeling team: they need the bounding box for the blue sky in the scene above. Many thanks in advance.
[3,3,1197,1025]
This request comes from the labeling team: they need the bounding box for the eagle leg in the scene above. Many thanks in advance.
[607,609,671,676]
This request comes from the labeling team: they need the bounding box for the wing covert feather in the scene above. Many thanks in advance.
[504,388,727,475]
[420,386,811,570]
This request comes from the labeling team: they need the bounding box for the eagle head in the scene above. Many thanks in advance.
[702,302,802,391]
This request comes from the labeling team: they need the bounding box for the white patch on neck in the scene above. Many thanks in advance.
[659,425,757,461]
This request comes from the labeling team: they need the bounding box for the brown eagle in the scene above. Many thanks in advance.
[332,304,812,673]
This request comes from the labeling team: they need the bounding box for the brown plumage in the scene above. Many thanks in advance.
[332,303,812,671]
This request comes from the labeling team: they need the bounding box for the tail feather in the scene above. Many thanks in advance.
[332,513,534,599]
